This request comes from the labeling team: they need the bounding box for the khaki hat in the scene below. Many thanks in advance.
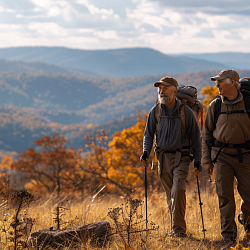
[211,69,239,82]
[154,76,178,88]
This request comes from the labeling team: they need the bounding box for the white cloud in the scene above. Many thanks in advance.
[28,22,68,37]
[87,4,113,16]
[161,10,182,25]
[96,30,120,40]
[0,6,16,13]
[239,28,250,40]
[0,0,250,53]
[0,24,22,29]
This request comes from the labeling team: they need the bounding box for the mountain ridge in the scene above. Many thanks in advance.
[0,46,229,77]
[172,52,250,70]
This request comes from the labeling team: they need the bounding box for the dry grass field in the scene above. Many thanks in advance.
[0,179,247,250]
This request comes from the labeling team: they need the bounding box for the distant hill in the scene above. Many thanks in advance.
[0,59,102,77]
[172,52,250,70]
[1,69,250,155]
[0,47,229,77]
[1,70,250,125]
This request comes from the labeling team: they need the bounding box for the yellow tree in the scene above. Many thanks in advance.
[80,129,132,195]
[201,85,219,106]
[80,113,160,196]
[0,156,12,197]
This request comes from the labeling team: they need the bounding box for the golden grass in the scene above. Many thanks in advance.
[0,184,247,250]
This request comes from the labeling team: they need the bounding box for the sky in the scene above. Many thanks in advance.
[0,0,250,54]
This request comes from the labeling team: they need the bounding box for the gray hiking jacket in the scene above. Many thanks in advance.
[143,98,201,163]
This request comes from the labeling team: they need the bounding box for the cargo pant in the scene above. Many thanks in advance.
[158,151,191,234]
[212,150,250,239]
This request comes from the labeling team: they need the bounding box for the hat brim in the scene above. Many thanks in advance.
[211,76,226,81]
[154,81,172,87]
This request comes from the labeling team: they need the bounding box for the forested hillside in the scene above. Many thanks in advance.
[1,69,250,155]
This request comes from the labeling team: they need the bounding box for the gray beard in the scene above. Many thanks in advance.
[158,94,171,104]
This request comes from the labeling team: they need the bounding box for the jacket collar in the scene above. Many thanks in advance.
[221,91,243,105]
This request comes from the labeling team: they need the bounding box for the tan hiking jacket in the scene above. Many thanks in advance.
[201,91,250,166]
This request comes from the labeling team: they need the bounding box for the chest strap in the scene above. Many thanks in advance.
[206,139,250,163]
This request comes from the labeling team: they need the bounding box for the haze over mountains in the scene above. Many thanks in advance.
[173,52,250,71]
[0,46,250,156]
[0,47,231,78]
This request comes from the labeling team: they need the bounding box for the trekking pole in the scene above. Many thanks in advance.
[196,175,206,238]
[197,108,206,238]
[144,165,148,230]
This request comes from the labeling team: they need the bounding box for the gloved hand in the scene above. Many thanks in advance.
[140,152,148,162]
[140,152,148,167]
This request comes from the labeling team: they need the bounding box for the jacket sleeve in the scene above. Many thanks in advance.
[143,106,156,157]
[186,106,202,163]
[201,100,216,166]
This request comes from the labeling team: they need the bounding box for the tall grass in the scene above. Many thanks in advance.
[0,181,246,249]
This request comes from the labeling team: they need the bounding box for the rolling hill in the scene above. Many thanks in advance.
[1,69,250,156]
[172,52,250,70]
[0,47,250,156]
[0,47,229,77]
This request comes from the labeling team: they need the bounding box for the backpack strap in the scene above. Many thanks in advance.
[154,102,162,134]
[179,100,186,142]
[242,91,250,120]
[151,103,162,169]
[214,96,222,128]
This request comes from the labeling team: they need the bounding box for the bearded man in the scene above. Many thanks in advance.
[141,76,201,237]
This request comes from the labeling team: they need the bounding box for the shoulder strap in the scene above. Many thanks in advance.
[154,103,162,133]
[179,101,186,140]
[214,96,222,128]
[242,91,250,120]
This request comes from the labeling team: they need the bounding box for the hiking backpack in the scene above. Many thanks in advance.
[154,85,203,130]
[213,78,250,127]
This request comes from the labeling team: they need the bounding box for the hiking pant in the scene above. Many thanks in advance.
[158,152,191,234]
[212,149,250,239]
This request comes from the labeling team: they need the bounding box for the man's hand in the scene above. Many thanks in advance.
[140,152,148,168]
[194,168,201,176]
[204,163,214,175]
[194,161,201,176]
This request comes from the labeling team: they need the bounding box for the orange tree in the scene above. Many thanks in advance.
[0,156,12,197]
[201,85,219,106]
[11,133,84,196]
[80,113,160,196]
[200,85,219,125]
[79,129,131,195]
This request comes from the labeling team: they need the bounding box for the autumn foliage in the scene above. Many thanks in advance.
[0,113,159,197]
[201,85,219,106]
[0,84,220,198]
[79,113,160,196]
[10,133,84,196]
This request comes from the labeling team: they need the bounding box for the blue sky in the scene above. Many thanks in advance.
[0,0,250,54]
